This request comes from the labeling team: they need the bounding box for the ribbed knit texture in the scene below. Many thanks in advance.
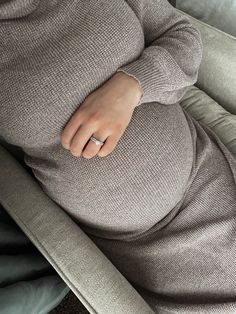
[1,1,236,313]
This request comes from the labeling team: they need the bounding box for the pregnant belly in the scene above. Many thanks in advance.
[24,102,194,239]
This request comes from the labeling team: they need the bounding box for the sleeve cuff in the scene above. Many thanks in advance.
[116,46,195,106]
[116,52,168,106]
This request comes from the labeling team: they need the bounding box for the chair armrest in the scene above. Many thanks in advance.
[0,144,154,314]
[176,9,236,115]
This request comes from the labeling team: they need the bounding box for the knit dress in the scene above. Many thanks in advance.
[1,0,236,313]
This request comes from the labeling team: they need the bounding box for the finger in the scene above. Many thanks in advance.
[70,124,97,157]
[60,110,84,149]
[97,133,122,157]
[82,131,110,159]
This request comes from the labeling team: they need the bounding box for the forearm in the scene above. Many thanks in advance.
[116,0,203,106]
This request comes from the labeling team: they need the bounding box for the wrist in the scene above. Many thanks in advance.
[115,70,144,102]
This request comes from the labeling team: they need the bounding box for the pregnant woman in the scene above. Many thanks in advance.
[1,0,236,313]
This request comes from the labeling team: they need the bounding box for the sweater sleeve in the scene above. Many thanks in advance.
[116,0,203,106]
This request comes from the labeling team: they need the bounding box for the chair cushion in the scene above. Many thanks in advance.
[180,85,236,157]
[176,0,236,37]
[0,144,155,314]
[178,10,236,116]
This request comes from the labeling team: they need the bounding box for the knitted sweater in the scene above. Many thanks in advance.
[0,0,203,239]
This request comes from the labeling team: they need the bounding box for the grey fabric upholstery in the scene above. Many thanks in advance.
[177,9,236,115]
[0,144,155,314]
[176,0,236,37]
[180,85,236,157]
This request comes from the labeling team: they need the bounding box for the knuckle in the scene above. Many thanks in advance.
[73,106,87,119]
[87,113,101,125]
[114,122,123,132]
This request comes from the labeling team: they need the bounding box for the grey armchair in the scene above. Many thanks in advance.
[0,10,236,314]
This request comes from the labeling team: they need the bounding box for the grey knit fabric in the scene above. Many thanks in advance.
[1,1,236,313]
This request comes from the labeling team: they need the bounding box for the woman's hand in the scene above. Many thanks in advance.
[60,72,143,159]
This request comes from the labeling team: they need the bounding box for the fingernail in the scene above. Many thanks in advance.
[62,143,70,150]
